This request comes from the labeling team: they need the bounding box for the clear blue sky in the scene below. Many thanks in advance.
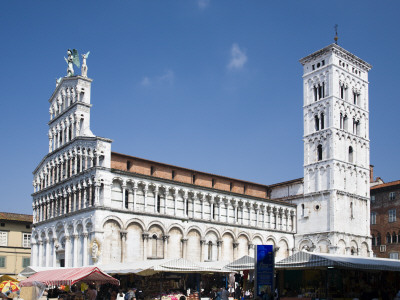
[1,1,399,214]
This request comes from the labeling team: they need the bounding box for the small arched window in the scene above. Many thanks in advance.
[301,204,305,217]
[393,232,397,244]
[127,161,131,171]
[371,234,376,246]
[386,233,391,244]
[349,146,353,163]
[317,144,323,161]
[320,113,325,130]
[315,115,320,131]
[350,202,354,219]
[377,233,381,246]
[157,195,161,213]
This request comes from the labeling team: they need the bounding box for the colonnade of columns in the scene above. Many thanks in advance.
[33,180,101,222]
[31,232,89,267]
[34,147,97,193]
[114,181,296,233]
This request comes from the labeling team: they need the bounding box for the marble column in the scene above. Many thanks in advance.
[154,187,159,213]
[217,240,222,260]
[200,239,206,262]
[181,238,188,259]
[73,235,79,267]
[120,231,127,263]
[163,235,169,259]
[52,238,57,267]
[142,233,149,261]
[83,233,88,266]
[133,186,138,211]
[122,185,127,209]
[233,242,239,260]
[38,241,43,267]
[94,183,101,206]
[31,242,38,267]
[65,236,70,267]
[45,238,50,267]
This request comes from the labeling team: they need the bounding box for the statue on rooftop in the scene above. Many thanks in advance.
[81,51,90,77]
[64,49,80,77]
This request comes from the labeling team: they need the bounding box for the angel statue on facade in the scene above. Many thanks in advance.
[81,51,90,77]
[64,49,80,77]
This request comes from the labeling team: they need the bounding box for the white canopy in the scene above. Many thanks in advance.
[276,251,400,271]
[224,255,254,271]
[100,258,232,275]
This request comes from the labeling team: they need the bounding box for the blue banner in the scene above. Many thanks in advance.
[255,245,274,297]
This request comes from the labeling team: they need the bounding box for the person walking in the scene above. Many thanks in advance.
[221,288,229,300]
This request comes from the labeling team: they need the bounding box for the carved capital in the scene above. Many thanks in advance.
[120,230,127,239]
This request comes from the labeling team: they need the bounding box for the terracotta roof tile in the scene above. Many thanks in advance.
[371,180,400,190]
[0,212,33,223]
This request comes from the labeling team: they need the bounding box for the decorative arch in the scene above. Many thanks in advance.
[125,218,145,232]
[101,216,123,230]
[204,228,221,240]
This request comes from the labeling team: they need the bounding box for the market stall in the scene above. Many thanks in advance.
[19,267,119,300]
[100,258,232,300]
[276,251,400,299]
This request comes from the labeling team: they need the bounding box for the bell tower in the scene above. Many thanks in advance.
[296,44,372,256]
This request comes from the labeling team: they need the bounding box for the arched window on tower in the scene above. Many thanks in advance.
[393,232,397,244]
[371,234,376,246]
[301,204,305,217]
[350,202,354,219]
[343,115,348,131]
[377,233,381,245]
[356,120,360,135]
[340,113,343,129]
[321,113,325,129]
[349,146,353,163]
[315,115,320,131]
[317,144,323,161]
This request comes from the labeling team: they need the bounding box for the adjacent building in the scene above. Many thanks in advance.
[0,212,32,276]
[370,178,400,259]
[30,42,373,268]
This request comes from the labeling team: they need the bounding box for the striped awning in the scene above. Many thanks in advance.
[19,267,119,287]
[276,251,400,272]
[224,255,255,271]
[101,258,232,275]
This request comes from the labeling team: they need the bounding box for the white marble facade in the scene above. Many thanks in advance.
[31,76,296,268]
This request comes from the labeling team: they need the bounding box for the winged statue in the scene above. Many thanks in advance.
[64,49,80,77]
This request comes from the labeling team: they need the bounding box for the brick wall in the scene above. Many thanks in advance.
[111,152,269,198]
[370,181,400,258]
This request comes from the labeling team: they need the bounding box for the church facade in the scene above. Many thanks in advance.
[30,43,372,268]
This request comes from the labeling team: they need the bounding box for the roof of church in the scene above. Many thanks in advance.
[0,212,33,223]
[112,151,302,190]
